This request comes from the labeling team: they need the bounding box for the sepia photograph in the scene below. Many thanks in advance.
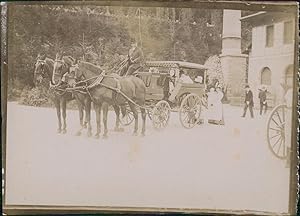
[1,1,298,215]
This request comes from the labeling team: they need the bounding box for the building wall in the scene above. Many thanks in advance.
[248,19,295,107]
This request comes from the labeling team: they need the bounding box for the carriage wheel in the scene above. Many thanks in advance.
[266,104,287,159]
[152,100,171,130]
[179,93,202,129]
[119,105,134,126]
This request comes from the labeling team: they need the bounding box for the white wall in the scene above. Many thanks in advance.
[248,19,295,107]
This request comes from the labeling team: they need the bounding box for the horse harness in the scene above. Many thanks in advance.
[66,73,146,109]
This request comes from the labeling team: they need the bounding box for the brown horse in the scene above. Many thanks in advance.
[61,58,125,138]
[72,66,147,138]
[33,54,75,134]
[52,53,96,136]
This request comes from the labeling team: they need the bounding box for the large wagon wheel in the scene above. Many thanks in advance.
[119,104,134,126]
[152,100,171,130]
[266,104,287,159]
[179,93,202,129]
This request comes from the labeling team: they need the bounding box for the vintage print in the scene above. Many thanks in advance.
[2,1,298,215]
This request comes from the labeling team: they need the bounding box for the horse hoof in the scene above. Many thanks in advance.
[87,131,92,137]
[57,129,62,133]
[114,127,124,132]
[141,132,145,137]
[94,134,100,139]
[62,129,67,134]
[83,124,87,129]
[75,131,82,136]
[103,134,108,139]
[132,132,138,136]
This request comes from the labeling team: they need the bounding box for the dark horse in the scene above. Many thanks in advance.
[55,56,124,138]
[70,66,147,138]
[34,54,77,134]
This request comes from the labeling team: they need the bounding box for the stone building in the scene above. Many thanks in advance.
[220,10,247,105]
[240,12,296,107]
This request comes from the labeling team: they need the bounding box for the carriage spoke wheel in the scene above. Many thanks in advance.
[266,104,287,159]
[120,105,134,126]
[152,100,171,130]
[179,93,202,129]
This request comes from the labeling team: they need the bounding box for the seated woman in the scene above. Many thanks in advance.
[168,69,193,102]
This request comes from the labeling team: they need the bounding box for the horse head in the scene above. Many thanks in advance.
[52,53,76,86]
[34,54,52,86]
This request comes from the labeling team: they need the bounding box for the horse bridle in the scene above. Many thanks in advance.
[35,59,48,78]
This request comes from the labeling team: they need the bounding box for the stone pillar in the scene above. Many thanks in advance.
[220,10,248,105]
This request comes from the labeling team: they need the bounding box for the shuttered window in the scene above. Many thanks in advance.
[266,25,274,47]
[284,21,293,44]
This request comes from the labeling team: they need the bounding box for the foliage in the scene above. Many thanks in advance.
[19,87,51,107]
[7,5,251,104]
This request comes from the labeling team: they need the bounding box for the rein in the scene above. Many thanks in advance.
[66,73,148,110]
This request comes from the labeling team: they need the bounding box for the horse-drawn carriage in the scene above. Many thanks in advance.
[120,61,208,130]
[266,87,293,160]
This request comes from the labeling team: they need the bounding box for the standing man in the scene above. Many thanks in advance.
[241,84,254,118]
[121,38,144,76]
[258,86,268,115]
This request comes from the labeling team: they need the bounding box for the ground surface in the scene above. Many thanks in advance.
[5,102,290,213]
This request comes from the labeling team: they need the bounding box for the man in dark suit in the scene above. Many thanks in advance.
[258,86,268,115]
[241,84,254,118]
[121,38,144,76]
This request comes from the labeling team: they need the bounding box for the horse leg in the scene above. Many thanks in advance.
[61,98,67,134]
[103,102,109,139]
[94,103,101,139]
[76,100,84,136]
[85,98,92,137]
[128,102,138,136]
[55,99,62,133]
[140,107,146,136]
[113,105,124,132]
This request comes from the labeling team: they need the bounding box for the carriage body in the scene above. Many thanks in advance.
[138,61,208,104]
[133,61,208,129]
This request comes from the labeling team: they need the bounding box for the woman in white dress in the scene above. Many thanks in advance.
[207,87,217,124]
[215,86,225,125]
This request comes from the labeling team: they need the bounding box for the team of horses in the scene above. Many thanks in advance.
[34,53,146,138]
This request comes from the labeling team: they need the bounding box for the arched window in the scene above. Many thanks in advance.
[261,67,272,85]
[285,65,294,88]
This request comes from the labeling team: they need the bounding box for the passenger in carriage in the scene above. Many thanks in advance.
[194,75,203,84]
[168,69,193,103]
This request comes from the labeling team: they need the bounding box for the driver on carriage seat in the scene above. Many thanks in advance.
[168,69,193,103]
[121,38,144,76]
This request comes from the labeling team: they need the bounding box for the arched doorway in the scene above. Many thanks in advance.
[261,67,272,86]
[285,65,294,89]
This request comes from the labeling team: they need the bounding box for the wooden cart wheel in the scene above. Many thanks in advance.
[266,104,287,159]
[119,105,134,126]
[179,93,202,129]
[152,100,171,130]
